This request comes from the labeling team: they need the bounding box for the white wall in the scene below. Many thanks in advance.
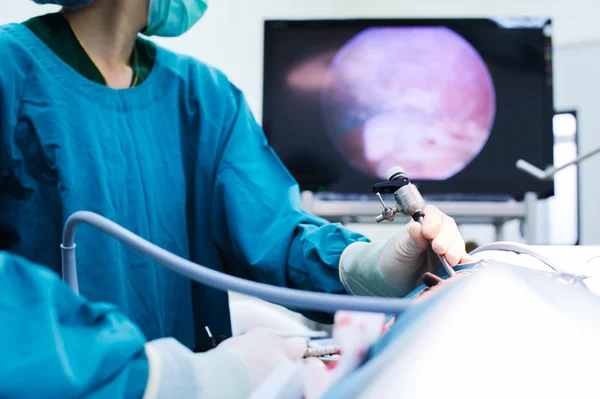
[553,41,600,244]
[2,0,600,243]
[152,0,600,122]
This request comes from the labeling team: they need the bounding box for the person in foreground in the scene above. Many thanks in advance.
[0,251,314,398]
[0,0,471,396]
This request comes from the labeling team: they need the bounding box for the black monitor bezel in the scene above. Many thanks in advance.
[262,18,555,200]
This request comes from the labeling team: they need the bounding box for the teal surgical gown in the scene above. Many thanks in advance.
[0,24,369,350]
[0,251,148,398]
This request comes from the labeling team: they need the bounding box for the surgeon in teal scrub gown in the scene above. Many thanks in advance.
[0,0,471,396]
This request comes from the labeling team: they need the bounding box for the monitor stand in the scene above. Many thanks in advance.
[301,191,539,244]
[313,192,514,203]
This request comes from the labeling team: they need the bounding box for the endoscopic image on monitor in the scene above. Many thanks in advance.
[263,19,554,199]
[320,26,496,181]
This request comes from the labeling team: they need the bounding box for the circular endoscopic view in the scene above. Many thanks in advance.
[321,26,497,181]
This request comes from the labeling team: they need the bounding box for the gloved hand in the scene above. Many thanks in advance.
[144,328,308,398]
[217,327,308,390]
[339,205,472,297]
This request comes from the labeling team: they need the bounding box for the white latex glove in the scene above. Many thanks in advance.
[143,328,307,399]
[339,205,472,297]
[217,327,308,389]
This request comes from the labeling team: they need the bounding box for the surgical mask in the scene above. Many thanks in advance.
[142,0,208,37]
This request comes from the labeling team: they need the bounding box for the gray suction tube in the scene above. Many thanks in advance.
[61,211,413,314]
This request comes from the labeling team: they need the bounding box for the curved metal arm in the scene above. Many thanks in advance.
[60,211,414,314]
[469,241,562,273]
[516,145,600,181]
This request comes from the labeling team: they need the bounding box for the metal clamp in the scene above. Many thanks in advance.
[375,192,399,223]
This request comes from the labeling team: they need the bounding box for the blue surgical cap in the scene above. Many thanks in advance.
[32,0,94,7]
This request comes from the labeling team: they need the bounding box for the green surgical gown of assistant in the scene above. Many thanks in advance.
[0,20,369,350]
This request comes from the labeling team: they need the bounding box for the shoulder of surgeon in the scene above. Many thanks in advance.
[151,41,245,104]
[0,24,38,83]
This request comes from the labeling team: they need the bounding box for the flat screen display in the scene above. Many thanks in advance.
[263,18,554,199]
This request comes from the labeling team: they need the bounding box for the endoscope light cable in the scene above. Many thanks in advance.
[60,211,414,315]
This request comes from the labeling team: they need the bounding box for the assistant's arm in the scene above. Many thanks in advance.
[0,251,310,398]
[0,251,149,398]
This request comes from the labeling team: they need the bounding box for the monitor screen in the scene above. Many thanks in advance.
[263,18,555,199]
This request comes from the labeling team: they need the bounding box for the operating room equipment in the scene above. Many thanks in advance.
[60,211,413,315]
[203,326,228,348]
[278,331,329,339]
[372,166,456,277]
[517,144,600,180]
[304,344,341,358]
[470,241,563,273]
[205,326,216,346]
[300,190,540,244]
[58,167,588,319]
[60,211,587,316]
[264,19,553,201]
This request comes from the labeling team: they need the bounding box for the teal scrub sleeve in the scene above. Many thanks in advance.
[0,251,149,399]
[213,83,370,322]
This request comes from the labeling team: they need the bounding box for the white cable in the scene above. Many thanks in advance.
[469,241,563,273]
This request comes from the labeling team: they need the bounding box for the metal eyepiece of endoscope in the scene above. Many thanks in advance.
[386,166,406,182]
